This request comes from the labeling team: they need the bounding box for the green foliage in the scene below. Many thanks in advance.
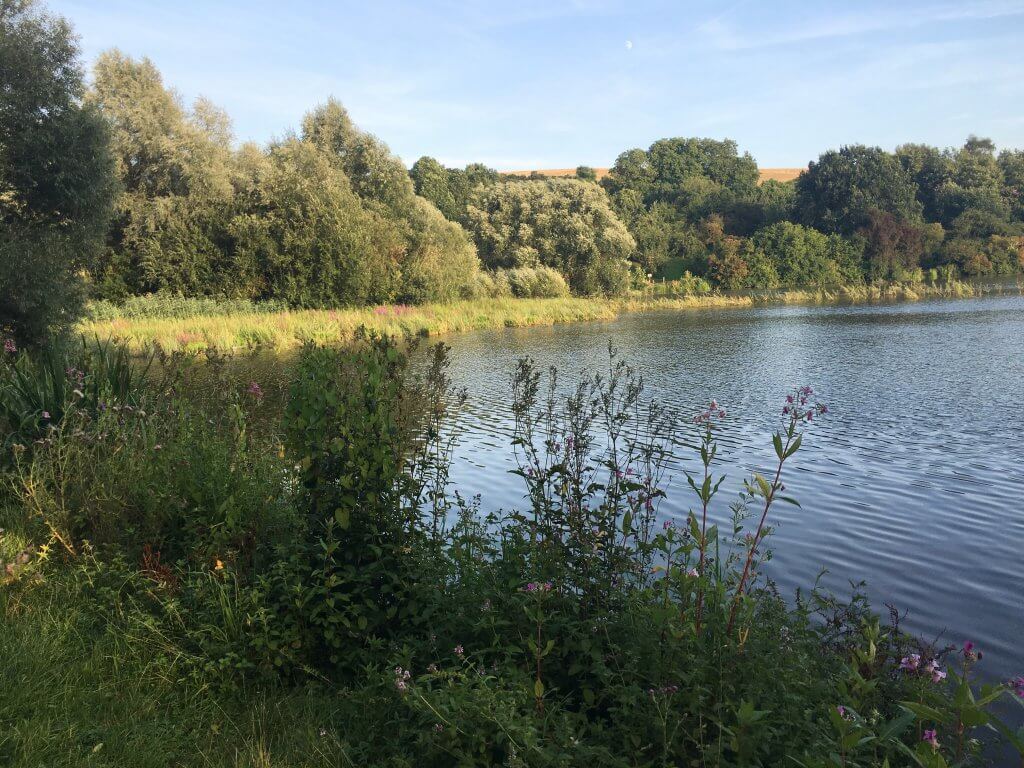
[749,222,863,287]
[86,51,235,298]
[86,294,288,321]
[0,0,118,347]
[795,145,922,235]
[3,337,1023,765]
[0,336,146,458]
[465,266,571,299]
[466,178,635,295]
[229,138,405,306]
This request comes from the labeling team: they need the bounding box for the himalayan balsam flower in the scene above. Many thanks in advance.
[900,654,921,672]
[836,705,853,721]
[924,659,946,683]
[3,338,16,354]
[922,729,939,749]
[962,641,981,661]
[454,645,464,658]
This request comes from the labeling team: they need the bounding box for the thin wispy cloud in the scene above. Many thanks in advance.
[48,0,1024,167]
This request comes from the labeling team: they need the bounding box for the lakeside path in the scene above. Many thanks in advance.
[78,281,1015,354]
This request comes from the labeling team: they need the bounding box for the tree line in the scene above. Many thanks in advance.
[3,0,1023,346]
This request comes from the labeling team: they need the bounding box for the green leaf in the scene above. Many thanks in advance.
[334,508,350,529]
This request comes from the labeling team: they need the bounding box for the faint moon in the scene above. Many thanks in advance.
[625,40,633,50]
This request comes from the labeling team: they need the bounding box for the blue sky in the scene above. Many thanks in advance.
[51,0,1024,169]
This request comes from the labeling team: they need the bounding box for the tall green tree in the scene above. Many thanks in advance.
[466,179,635,295]
[302,100,479,301]
[229,139,403,307]
[0,0,117,346]
[86,50,235,297]
[794,145,922,235]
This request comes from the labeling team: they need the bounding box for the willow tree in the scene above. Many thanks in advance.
[466,179,636,295]
[87,50,236,297]
[301,99,479,302]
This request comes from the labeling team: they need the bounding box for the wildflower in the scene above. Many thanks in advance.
[214,559,224,571]
[246,381,264,399]
[836,705,852,721]
[687,567,699,578]
[900,654,921,672]
[427,663,438,674]
[394,666,411,692]
[433,723,444,733]
[924,659,946,683]
[3,338,15,354]
[962,641,981,661]
[663,519,674,530]
[524,582,537,592]
[318,727,328,738]
[454,645,464,658]
[922,729,939,749]
[1009,676,1024,698]
[41,411,50,420]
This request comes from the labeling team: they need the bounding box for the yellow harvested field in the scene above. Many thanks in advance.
[504,167,805,184]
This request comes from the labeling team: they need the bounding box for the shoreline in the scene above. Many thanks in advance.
[77,280,1021,353]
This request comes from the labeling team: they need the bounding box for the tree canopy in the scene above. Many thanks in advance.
[466,179,635,295]
[1,0,118,345]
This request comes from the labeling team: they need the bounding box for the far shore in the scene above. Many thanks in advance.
[77,280,1020,354]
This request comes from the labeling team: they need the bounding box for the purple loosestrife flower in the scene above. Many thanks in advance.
[922,729,939,749]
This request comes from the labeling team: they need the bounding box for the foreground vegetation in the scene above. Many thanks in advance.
[74,276,1010,354]
[2,336,1023,767]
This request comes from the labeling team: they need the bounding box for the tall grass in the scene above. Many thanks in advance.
[75,278,1009,354]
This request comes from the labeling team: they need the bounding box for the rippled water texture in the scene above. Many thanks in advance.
[443,295,1024,681]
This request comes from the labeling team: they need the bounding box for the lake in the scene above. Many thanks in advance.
[441,294,1024,683]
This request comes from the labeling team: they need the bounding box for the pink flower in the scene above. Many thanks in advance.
[900,654,921,672]
[41,411,50,420]
[962,641,981,661]
[687,567,699,578]
[393,666,411,692]
[1009,676,1024,698]
[246,381,264,400]
[922,729,939,749]
[3,338,16,354]
[454,645,464,658]
[836,705,852,721]
[924,660,946,683]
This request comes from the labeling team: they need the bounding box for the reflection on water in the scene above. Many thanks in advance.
[442,295,1024,683]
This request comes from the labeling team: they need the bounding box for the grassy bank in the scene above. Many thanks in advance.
[76,280,1012,354]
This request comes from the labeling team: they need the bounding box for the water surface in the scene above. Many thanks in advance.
[442,294,1024,682]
